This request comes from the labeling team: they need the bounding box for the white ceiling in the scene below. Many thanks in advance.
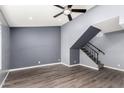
[0,5,95,27]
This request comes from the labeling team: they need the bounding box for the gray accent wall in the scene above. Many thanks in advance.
[10,27,61,69]
[0,10,10,85]
[70,49,79,65]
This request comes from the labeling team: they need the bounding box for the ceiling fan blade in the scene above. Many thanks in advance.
[53,12,63,18]
[68,5,72,8]
[68,14,72,21]
[54,5,64,9]
[72,9,86,13]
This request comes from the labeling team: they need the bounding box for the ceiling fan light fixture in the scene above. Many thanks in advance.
[63,9,71,15]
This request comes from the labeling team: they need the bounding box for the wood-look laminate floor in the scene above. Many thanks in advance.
[3,64,124,88]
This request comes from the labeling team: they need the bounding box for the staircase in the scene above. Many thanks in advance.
[81,42,105,70]
[70,26,101,65]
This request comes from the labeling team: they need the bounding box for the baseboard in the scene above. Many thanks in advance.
[60,63,70,67]
[0,71,9,88]
[79,64,99,70]
[61,63,80,67]
[9,62,80,72]
[61,62,98,70]
[104,65,124,72]
[69,64,80,67]
[9,62,61,72]
[9,63,124,72]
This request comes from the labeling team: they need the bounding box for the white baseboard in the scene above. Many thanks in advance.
[104,65,124,72]
[9,61,124,72]
[60,63,70,67]
[0,71,9,88]
[61,63,80,67]
[9,62,61,72]
[61,62,98,70]
[9,62,80,72]
[79,64,99,70]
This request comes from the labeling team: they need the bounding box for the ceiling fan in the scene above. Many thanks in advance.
[53,5,87,21]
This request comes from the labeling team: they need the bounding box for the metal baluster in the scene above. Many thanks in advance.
[96,53,98,64]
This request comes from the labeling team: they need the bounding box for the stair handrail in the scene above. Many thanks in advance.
[86,44,98,55]
[88,42,105,55]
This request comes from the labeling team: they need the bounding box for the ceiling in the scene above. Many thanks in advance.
[0,5,95,27]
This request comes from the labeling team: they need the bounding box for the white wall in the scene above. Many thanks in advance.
[61,5,124,66]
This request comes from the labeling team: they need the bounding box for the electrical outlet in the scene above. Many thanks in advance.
[74,60,77,63]
[58,59,61,61]
[38,61,41,64]
[117,64,121,67]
